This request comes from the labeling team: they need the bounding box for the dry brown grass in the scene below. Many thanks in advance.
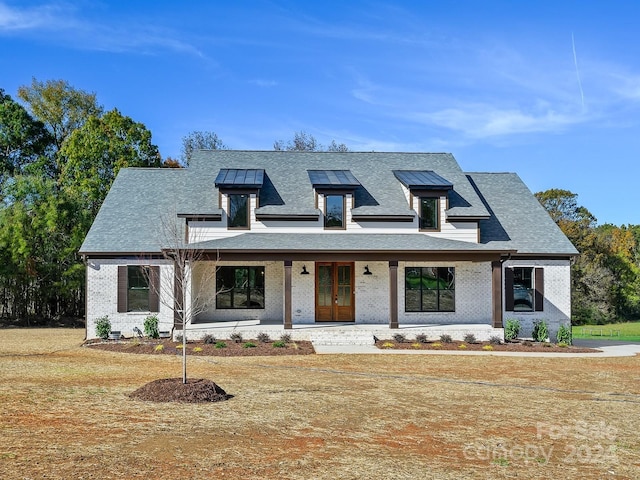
[1,328,639,479]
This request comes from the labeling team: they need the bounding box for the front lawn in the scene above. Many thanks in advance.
[1,329,638,479]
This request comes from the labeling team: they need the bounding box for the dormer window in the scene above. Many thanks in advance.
[228,194,249,229]
[419,197,439,230]
[324,194,345,229]
[215,169,264,231]
[308,169,360,231]
[393,170,453,232]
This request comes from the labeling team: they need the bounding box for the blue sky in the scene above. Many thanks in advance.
[1,1,639,226]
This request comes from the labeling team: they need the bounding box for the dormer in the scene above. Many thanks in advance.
[307,170,361,229]
[215,169,265,230]
[393,170,453,231]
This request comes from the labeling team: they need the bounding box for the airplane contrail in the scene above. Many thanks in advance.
[572,32,585,109]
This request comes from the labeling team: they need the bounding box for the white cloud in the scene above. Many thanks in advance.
[413,105,585,138]
[0,2,74,31]
[0,1,204,57]
[248,79,278,87]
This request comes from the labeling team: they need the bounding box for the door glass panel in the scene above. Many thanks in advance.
[337,265,351,306]
[318,265,332,307]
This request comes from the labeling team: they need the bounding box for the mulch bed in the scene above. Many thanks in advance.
[129,378,232,403]
[85,338,315,356]
[375,339,599,353]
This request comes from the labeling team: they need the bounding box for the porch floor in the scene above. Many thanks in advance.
[185,320,504,346]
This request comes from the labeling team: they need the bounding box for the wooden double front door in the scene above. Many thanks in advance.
[315,262,355,322]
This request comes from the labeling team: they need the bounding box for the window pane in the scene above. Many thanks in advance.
[228,194,249,228]
[405,290,421,311]
[405,268,421,290]
[231,287,248,307]
[421,267,439,289]
[420,197,438,229]
[217,291,231,308]
[421,290,438,311]
[127,266,149,311]
[325,195,344,228]
[249,288,265,308]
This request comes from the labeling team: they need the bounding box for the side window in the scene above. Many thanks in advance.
[228,194,249,229]
[506,267,544,312]
[324,194,345,229]
[419,197,439,230]
[127,266,150,311]
[118,265,159,313]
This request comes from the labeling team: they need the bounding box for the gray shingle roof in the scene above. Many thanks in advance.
[468,173,578,255]
[185,233,511,253]
[79,150,577,257]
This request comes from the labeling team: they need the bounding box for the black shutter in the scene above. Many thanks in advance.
[534,267,544,312]
[117,266,128,312]
[505,267,514,311]
[148,266,160,312]
[174,265,184,329]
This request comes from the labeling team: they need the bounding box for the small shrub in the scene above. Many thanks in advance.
[242,342,257,348]
[504,318,520,341]
[482,344,494,351]
[95,315,111,339]
[193,346,203,353]
[440,334,453,343]
[458,343,467,349]
[143,314,159,339]
[202,334,216,344]
[522,340,533,347]
[176,344,183,349]
[431,342,442,348]
[214,341,227,349]
[392,333,406,343]
[532,320,549,342]
[489,335,503,345]
[273,340,286,348]
[257,332,271,343]
[463,333,477,344]
[175,334,184,343]
[154,344,164,353]
[279,333,292,343]
[381,342,394,349]
[557,341,569,348]
[556,324,572,345]
[230,332,243,343]
[411,342,422,349]
[415,333,428,344]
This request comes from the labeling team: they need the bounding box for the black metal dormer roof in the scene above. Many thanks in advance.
[215,169,265,189]
[393,170,453,190]
[307,169,361,189]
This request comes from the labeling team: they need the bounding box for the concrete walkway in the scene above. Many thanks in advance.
[312,343,640,358]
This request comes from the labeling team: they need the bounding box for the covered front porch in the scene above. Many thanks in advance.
[184,319,504,345]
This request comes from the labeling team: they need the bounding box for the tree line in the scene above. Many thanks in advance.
[0,79,347,325]
[1,79,637,325]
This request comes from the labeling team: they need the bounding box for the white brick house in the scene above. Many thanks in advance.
[80,151,577,340]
